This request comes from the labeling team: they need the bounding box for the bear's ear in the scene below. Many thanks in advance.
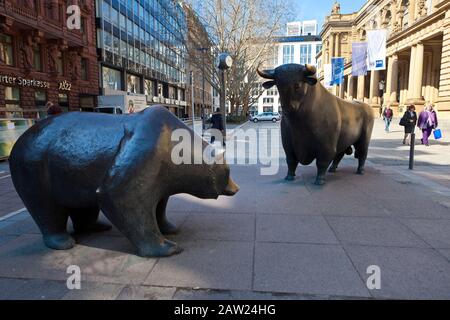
[263,81,276,89]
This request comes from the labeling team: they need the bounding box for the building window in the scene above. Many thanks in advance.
[102,66,122,91]
[316,44,322,55]
[5,87,22,118]
[35,90,47,118]
[263,97,274,104]
[0,34,14,66]
[58,93,69,113]
[33,45,42,71]
[300,44,312,65]
[403,0,410,28]
[127,74,141,93]
[53,50,64,76]
[81,58,88,80]
[282,45,294,64]
[144,79,154,96]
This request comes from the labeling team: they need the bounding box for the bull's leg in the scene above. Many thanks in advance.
[285,156,298,181]
[354,135,371,175]
[328,152,345,173]
[156,197,178,235]
[315,159,333,185]
[69,207,112,234]
[99,195,182,257]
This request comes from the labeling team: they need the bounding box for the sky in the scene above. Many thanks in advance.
[293,0,368,31]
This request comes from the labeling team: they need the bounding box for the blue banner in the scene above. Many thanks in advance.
[331,57,345,85]
[352,42,368,76]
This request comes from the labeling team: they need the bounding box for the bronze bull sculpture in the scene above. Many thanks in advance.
[9,106,239,257]
[258,64,374,185]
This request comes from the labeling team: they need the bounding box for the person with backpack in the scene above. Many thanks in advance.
[382,105,394,132]
[210,108,225,146]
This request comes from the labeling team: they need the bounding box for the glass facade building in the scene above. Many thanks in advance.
[96,0,187,114]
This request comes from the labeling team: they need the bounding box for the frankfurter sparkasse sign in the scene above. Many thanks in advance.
[0,74,72,91]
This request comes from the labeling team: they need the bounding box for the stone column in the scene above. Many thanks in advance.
[437,10,450,117]
[357,75,365,101]
[408,45,417,100]
[335,33,340,57]
[329,33,335,62]
[413,43,425,101]
[347,75,354,100]
[369,70,380,105]
[386,55,399,106]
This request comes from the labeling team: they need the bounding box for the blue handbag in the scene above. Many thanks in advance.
[433,129,442,140]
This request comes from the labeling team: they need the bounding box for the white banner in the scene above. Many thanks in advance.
[323,64,332,88]
[367,29,387,71]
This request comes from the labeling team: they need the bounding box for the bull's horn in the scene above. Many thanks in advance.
[305,64,317,76]
[257,68,275,79]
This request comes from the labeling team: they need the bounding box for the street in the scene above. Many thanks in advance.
[0,118,449,299]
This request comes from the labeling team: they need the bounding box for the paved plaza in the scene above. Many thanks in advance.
[0,118,449,299]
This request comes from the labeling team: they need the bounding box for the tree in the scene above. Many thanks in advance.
[184,0,293,116]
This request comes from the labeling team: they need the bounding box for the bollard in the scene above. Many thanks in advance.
[409,132,415,170]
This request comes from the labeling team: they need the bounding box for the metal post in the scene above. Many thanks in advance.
[190,71,195,131]
[202,52,206,134]
[409,130,415,170]
[220,68,227,140]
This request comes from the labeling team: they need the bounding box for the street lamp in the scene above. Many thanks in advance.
[217,53,233,140]
[197,47,209,135]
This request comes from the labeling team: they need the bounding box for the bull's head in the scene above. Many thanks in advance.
[257,64,318,111]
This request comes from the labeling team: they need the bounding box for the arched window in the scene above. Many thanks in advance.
[402,0,410,28]
[385,10,392,29]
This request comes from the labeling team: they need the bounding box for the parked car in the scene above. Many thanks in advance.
[250,112,281,123]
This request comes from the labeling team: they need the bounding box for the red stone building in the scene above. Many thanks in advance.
[0,0,98,119]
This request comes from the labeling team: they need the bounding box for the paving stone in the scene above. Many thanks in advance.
[62,282,124,300]
[0,235,18,247]
[145,240,253,291]
[0,234,157,285]
[345,245,450,299]
[382,198,450,219]
[0,218,40,236]
[400,219,450,249]
[0,277,28,299]
[116,285,176,300]
[256,214,338,244]
[326,216,429,248]
[253,242,370,297]
[173,288,232,300]
[173,213,255,241]
[5,279,69,300]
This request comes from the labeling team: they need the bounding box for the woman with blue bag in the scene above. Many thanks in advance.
[417,103,438,146]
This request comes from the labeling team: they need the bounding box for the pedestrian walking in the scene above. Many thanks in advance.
[210,108,225,146]
[46,101,62,116]
[400,105,417,145]
[382,105,394,132]
[417,103,438,146]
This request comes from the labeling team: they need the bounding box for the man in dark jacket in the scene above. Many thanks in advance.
[210,108,224,146]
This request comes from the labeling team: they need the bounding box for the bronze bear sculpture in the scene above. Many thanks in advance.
[9,106,239,257]
[258,64,374,185]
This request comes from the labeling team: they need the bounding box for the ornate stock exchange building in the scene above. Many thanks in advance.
[0,0,99,118]
[317,0,450,118]
[96,0,188,116]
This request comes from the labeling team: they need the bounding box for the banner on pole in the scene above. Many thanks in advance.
[367,29,387,71]
[323,64,332,88]
[352,42,368,76]
[331,57,345,85]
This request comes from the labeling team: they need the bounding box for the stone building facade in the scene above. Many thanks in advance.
[0,0,99,118]
[318,0,450,118]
